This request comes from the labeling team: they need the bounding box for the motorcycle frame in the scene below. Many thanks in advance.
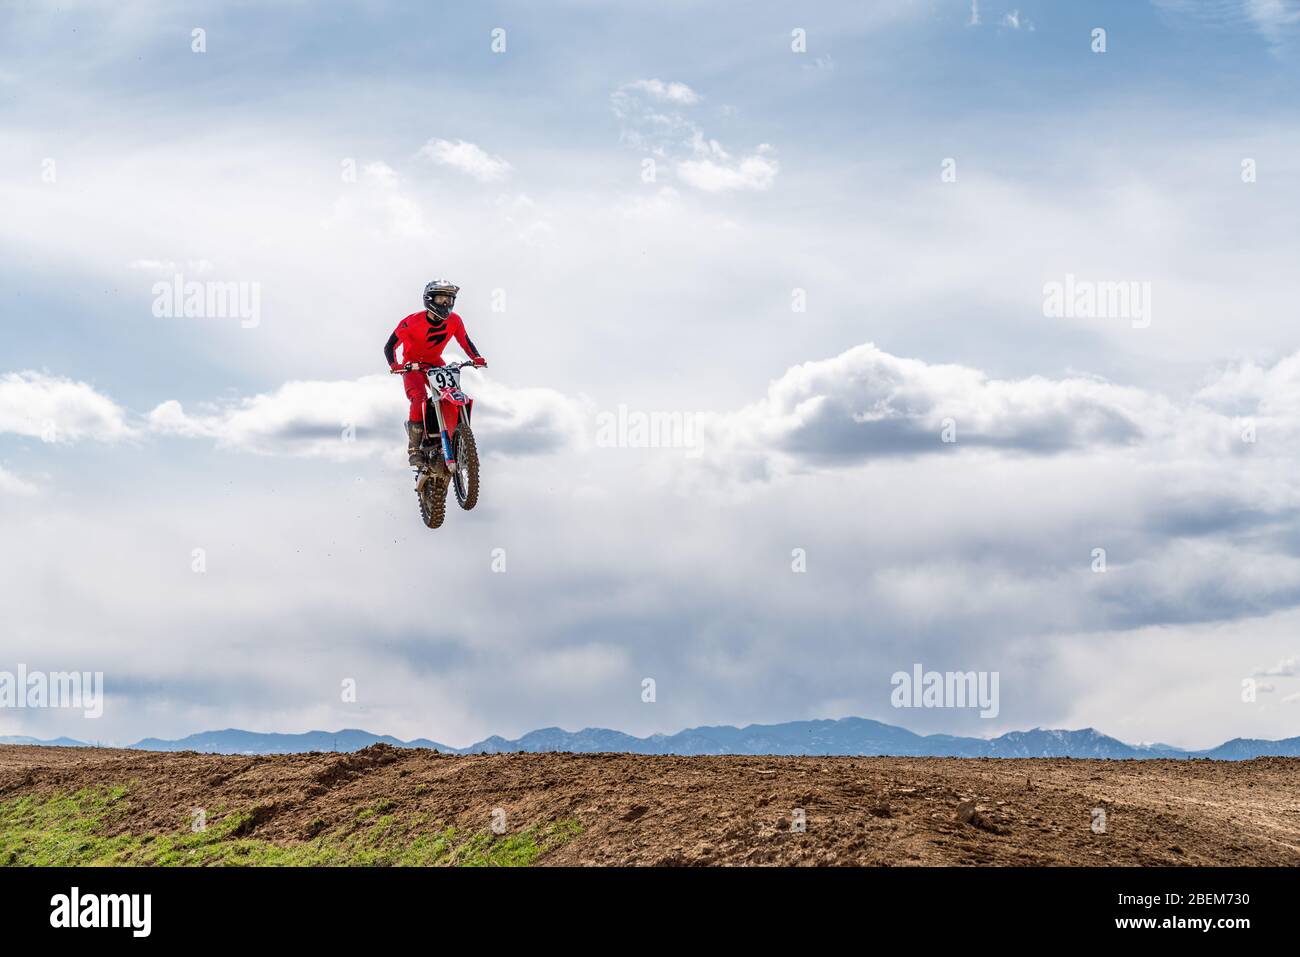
[419,369,473,472]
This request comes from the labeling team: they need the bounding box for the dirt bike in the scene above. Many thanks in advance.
[392,360,481,529]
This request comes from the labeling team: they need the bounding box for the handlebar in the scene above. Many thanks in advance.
[390,360,482,374]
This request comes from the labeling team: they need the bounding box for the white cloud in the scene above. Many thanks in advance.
[677,150,779,192]
[1002,9,1033,30]
[322,160,431,238]
[616,185,685,220]
[1248,0,1300,37]
[969,1,981,27]
[127,258,213,274]
[687,341,1300,483]
[676,134,779,192]
[417,138,513,183]
[0,371,134,443]
[149,376,404,459]
[494,193,554,247]
[147,373,588,460]
[1194,351,1300,417]
[694,343,1157,474]
[0,365,587,461]
[1155,1,1297,45]
[0,466,38,496]
[624,78,700,105]
[613,83,779,192]
[1255,655,1300,676]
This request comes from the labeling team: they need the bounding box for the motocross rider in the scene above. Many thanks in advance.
[384,280,487,467]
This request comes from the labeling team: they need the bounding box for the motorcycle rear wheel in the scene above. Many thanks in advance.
[419,473,448,528]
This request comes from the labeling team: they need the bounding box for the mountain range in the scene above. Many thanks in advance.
[4,717,1300,760]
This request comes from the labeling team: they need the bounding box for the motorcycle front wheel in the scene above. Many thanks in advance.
[451,423,479,510]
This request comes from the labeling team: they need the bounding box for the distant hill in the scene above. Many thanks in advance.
[6,717,1300,759]
[1198,736,1300,760]
[456,722,1206,759]
[127,728,454,755]
[0,734,99,748]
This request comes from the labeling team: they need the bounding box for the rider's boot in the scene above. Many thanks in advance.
[405,421,425,466]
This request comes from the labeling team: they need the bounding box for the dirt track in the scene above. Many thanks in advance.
[2,744,1298,865]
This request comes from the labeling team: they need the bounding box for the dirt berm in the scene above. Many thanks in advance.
[2,744,1297,865]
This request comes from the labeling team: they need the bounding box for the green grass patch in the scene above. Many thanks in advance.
[0,786,581,867]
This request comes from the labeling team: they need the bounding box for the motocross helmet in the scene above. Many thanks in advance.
[423,280,459,319]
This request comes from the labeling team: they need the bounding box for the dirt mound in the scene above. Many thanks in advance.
[311,743,402,788]
[2,745,1298,865]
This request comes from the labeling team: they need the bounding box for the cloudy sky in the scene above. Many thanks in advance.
[3,0,1300,749]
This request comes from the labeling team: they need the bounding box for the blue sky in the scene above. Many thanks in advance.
[3,0,1300,748]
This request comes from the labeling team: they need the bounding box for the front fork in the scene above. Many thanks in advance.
[424,397,454,470]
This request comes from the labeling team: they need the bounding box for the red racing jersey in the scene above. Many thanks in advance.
[388,310,482,366]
